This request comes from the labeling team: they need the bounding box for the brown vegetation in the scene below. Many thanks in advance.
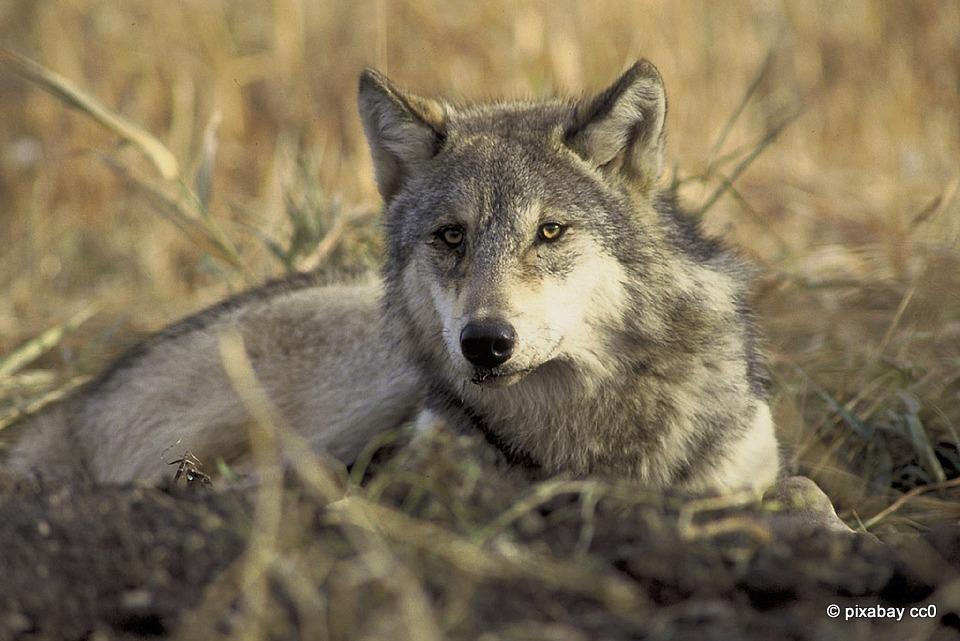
[1,2,959,638]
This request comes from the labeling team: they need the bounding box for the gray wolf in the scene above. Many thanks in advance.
[5,60,780,493]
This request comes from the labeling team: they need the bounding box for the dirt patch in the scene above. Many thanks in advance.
[0,482,249,640]
[2,430,959,641]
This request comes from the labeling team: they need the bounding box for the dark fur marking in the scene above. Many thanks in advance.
[654,192,770,398]
[654,193,725,263]
[669,412,736,485]
[735,292,771,398]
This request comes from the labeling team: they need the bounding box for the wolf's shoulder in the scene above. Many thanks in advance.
[653,192,751,276]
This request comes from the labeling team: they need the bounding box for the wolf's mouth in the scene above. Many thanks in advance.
[470,367,535,387]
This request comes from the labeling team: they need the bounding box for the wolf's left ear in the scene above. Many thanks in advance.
[358,68,446,201]
[565,60,666,190]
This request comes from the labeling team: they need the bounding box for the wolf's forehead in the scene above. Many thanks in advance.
[450,100,571,137]
[433,133,578,213]
[424,139,541,218]
[410,140,609,241]
[422,164,537,233]
[404,102,609,229]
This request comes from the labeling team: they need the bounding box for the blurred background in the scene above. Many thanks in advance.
[1,0,958,528]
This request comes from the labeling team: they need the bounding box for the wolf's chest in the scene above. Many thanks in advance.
[437,385,682,485]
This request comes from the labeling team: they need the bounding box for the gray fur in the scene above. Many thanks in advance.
[7,272,421,483]
[6,60,779,492]
[367,60,779,491]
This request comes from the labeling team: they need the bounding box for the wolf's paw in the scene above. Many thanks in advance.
[762,475,877,540]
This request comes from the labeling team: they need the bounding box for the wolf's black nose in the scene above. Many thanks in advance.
[460,320,516,368]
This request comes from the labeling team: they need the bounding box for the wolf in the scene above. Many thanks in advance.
[5,60,780,493]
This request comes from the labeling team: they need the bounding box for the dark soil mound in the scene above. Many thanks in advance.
[2,429,959,641]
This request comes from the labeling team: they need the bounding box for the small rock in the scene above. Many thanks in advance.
[121,588,154,609]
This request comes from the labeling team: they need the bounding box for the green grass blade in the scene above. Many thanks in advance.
[0,306,96,378]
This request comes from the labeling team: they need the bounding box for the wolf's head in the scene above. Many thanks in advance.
[360,61,671,389]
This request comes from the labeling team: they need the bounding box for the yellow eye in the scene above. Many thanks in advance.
[440,227,464,247]
[537,222,565,242]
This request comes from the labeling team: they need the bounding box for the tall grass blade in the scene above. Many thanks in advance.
[0,375,91,431]
[102,157,254,283]
[195,110,223,213]
[696,109,801,216]
[794,365,874,440]
[0,47,180,180]
[705,45,776,170]
[899,392,947,483]
[0,306,96,378]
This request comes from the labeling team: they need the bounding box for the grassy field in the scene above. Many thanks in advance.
[1,0,959,531]
[2,3,960,639]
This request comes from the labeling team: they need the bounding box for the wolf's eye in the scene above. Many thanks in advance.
[436,226,464,248]
[537,222,566,242]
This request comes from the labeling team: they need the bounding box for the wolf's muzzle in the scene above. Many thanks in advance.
[460,319,516,368]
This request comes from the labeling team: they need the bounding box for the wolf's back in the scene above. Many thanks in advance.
[4,275,422,484]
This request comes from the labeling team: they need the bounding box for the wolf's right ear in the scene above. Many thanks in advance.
[565,60,666,191]
[358,69,446,201]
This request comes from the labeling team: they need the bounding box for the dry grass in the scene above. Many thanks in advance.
[1,0,959,536]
